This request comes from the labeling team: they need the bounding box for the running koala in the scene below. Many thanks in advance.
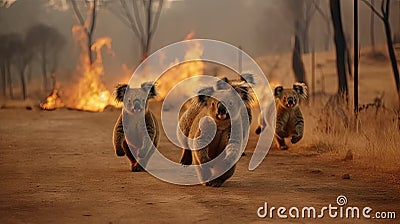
[262,83,307,150]
[113,82,159,172]
[178,81,253,187]
[178,75,254,165]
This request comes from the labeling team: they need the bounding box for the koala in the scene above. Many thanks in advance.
[178,75,254,165]
[112,82,159,172]
[178,81,253,187]
[267,83,307,150]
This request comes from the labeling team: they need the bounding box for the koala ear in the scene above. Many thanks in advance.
[234,83,254,105]
[141,82,157,99]
[114,83,128,102]
[216,77,230,90]
[274,86,283,97]
[293,82,308,99]
[241,73,255,86]
[197,86,214,104]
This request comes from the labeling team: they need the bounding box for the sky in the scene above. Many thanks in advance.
[0,0,399,87]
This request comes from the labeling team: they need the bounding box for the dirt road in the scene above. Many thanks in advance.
[0,109,398,223]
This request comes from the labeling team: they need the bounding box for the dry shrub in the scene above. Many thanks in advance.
[304,95,400,172]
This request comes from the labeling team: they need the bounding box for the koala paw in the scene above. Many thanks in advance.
[277,130,289,138]
[206,179,223,187]
[279,145,289,150]
[291,135,302,144]
[115,148,125,157]
[131,164,144,172]
[179,150,193,166]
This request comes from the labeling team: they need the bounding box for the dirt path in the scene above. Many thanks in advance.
[0,109,398,223]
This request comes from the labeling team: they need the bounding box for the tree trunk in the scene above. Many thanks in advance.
[1,63,6,97]
[87,34,93,65]
[330,0,348,98]
[292,35,307,84]
[20,69,27,100]
[370,0,376,52]
[6,60,13,99]
[383,19,400,98]
[41,48,48,93]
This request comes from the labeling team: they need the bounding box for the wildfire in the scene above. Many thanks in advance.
[66,25,117,112]
[40,85,64,111]
[39,30,204,112]
[156,32,205,99]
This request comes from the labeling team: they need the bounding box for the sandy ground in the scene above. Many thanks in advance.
[0,108,399,224]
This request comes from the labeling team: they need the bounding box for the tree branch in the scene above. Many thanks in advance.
[70,0,86,27]
[118,0,141,39]
[150,0,163,36]
[88,0,97,35]
[361,0,384,20]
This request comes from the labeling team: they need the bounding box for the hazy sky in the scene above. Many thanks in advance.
[0,0,399,85]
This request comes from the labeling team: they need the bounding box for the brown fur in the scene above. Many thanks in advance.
[178,75,255,165]
[112,82,159,172]
[178,80,253,187]
[272,83,307,150]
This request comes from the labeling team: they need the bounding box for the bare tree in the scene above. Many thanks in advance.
[0,35,7,97]
[292,35,307,84]
[362,0,400,99]
[330,0,348,98]
[26,24,66,93]
[0,33,21,99]
[13,36,33,100]
[69,0,98,65]
[108,0,163,62]
[314,1,332,51]
[370,0,376,53]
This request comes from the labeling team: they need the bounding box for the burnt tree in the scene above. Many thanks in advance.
[108,0,163,62]
[26,24,66,93]
[362,0,400,100]
[330,0,348,98]
[292,34,307,84]
[13,37,33,100]
[70,0,98,65]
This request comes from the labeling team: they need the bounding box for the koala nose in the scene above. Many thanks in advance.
[288,97,294,105]
[133,99,142,110]
[217,102,227,114]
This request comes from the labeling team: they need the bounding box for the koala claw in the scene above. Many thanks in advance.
[206,179,223,187]
[291,135,302,144]
[277,130,289,138]
[131,164,144,172]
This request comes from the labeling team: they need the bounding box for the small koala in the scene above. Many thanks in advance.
[112,82,159,172]
[259,83,307,150]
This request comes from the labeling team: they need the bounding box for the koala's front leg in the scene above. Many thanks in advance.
[113,113,126,157]
[223,126,243,165]
[275,109,290,139]
[291,108,304,144]
[193,146,212,184]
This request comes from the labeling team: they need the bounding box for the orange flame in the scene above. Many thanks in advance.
[40,85,64,111]
[66,24,117,112]
[156,32,204,99]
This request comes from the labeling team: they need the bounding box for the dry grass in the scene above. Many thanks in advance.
[302,96,400,173]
